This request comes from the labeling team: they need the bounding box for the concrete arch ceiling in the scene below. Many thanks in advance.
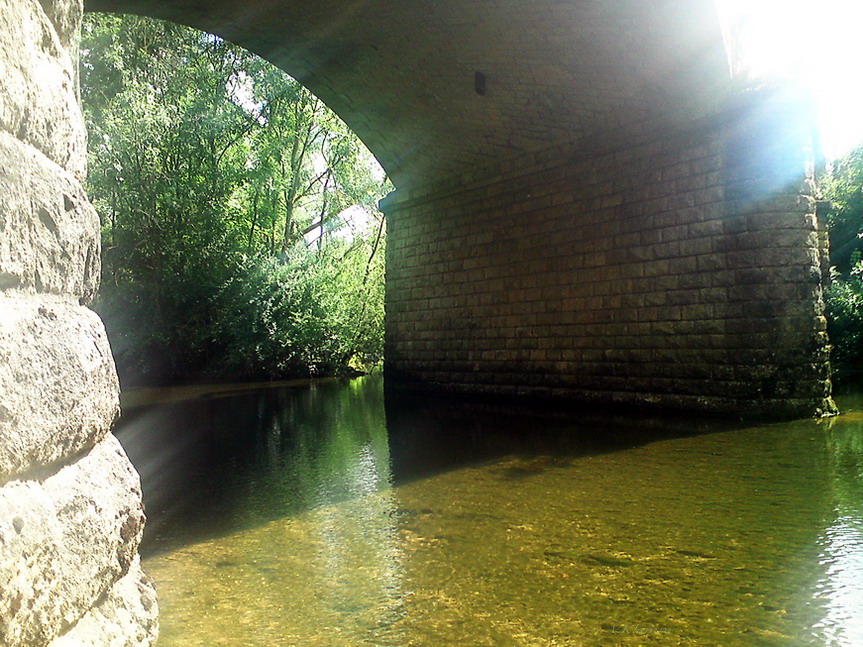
[84,0,730,189]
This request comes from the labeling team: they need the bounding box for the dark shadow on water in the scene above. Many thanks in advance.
[117,375,744,558]
[383,384,742,487]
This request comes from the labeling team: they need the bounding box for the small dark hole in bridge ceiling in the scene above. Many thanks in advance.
[475,71,486,96]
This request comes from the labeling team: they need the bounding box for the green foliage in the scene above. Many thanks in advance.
[822,145,863,384]
[821,146,863,273]
[212,238,386,380]
[826,263,863,382]
[81,14,391,385]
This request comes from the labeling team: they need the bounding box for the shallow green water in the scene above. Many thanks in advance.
[116,376,863,646]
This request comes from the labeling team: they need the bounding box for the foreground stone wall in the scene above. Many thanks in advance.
[0,1,157,644]
[384,92,835,419]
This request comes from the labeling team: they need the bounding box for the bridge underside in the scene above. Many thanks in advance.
[81,0,834,418]
[0,0,836,645]
[85,0,729,190]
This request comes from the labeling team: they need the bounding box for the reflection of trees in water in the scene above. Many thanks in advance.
[221,378,391,519]
[811,416,863,645]
[822,416,863,512]
[117,376,390,554]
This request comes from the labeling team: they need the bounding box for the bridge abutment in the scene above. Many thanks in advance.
[0,1,157,644]
[383,92,835,418]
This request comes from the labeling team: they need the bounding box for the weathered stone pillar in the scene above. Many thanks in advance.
[383,85,836,419]
[0,1,157,644]
[718,85,835,417]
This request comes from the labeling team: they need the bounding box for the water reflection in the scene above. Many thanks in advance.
[116,378,391,555]
[383,386,740,486]
[811,416,863,645]
[117,376,863,646]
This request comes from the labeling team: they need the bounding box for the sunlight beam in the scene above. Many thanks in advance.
[715,0,863,159]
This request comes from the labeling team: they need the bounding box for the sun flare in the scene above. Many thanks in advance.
[715,0,863,159]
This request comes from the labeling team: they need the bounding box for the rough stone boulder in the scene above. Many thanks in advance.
[0,0,87,180]
[47,557,159,647]
[0,435,148,647]
[37,0,85,50]
[0,293,119,482]
[0,132,100,299]
[0,0,157,644]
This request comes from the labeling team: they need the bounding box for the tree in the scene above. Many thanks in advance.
[81,14,391,385]
[821,145,863,384]
[822,146,863,273]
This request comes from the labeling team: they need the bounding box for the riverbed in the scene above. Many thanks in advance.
[115,375,863,646]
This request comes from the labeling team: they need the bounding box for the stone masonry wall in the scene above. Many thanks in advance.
[0,1,157,645]
[384,92,835,419]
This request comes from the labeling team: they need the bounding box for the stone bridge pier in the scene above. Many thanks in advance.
[383,90,834,418]
[0,0,834,644]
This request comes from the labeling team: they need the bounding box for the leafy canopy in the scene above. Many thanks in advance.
[821,145,863,383]
[82,14,392,385]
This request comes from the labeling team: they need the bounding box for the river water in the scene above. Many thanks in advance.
[115,375,863,646]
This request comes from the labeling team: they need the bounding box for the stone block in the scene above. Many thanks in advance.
[48,556,158,647]
[37,0,83,50]
[0,132,100,299]
[0,435,146,647]
[0,294,119,482]
[0,0,86,179]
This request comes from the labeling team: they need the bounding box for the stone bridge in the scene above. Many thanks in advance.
[0,0,834,644]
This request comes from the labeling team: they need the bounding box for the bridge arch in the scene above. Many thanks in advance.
[0,1,835,644]
[85,0,732,188]
[82,2,836,420]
